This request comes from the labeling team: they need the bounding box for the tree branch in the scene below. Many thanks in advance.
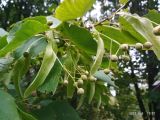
[94,0,132,26]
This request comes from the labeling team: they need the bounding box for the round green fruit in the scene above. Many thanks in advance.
[110,55,118,62]
[77,88,84,95]
[135,43,143,50]
[120,44,128,51]
[143,42,152,49]
[104,68,111,74]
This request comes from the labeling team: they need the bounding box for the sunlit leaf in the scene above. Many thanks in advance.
[55,0,96,21]
[144,10,160,24]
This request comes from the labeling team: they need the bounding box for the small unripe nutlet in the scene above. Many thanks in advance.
[77,88,84,95]
[110,55,118,62]
[85,71,89,75]
[121,55,130,62]
[143,42,153,49]
[120,44,128,51]
[104,68,110,74]
[77,79,83,85]
[89,75,97,81]
[135,43,143,50]
[81,75,88,80]
[63,80,68,85]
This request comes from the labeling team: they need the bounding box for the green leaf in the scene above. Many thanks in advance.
[38,60,63,93]
[0,90,21,120]
[24,41,56,98]
[13,36,47,59]
[120,13,160,59]
[119,16,146,43]
[120,0,128,4]
[24,16,47,24]
[57,23,97,54]
[55,0,96,21]
[27,37,47,57]
[94,70,118,88]
[0,57,13,72]
[88,82,95,104]
[96,25,139,44]
[12,55,30,97]
[0,36,8,49]
[144,10,160,24]
[0,20,48,57]
[18,108,37,120]
[32,101,81,120]
[90,35,104,75]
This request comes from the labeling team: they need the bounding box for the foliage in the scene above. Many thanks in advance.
[0,0,160,119]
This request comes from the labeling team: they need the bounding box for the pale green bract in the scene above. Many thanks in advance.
[90,34,105,75]
[24,41,56,98]
[55,0,96,21]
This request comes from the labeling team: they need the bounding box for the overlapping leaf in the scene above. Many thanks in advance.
[119,12,160,59]
[0,20,48,57]
[57,23,97,54]
[38,60,63,93]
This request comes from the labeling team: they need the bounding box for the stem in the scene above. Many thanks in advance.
[128,51,148,120]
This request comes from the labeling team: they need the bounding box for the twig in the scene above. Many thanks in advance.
[94,0,132,26]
